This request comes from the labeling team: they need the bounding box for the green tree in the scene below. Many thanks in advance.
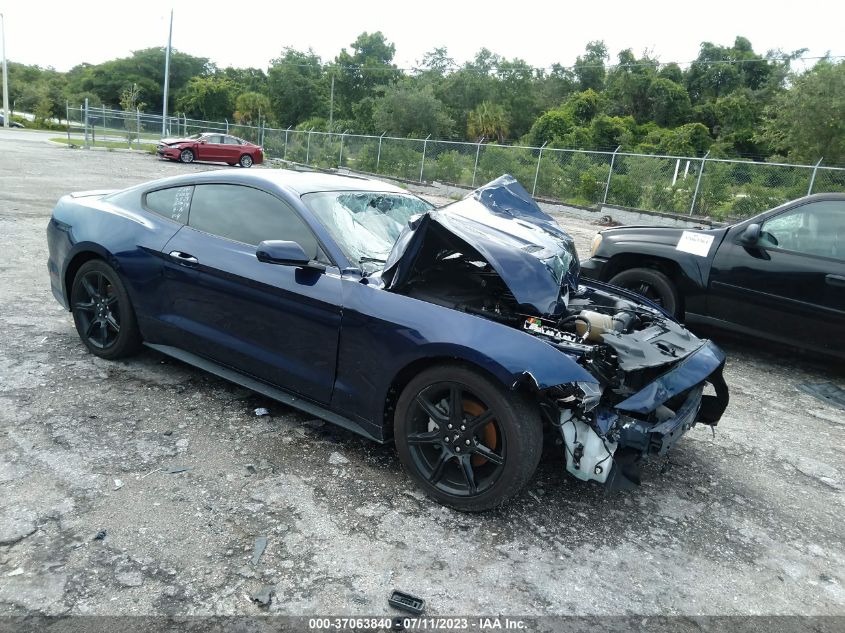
[267,48,326,127]
[494,58,543,139]
[759,60,845,164]
[119,83,145,112]
[526,108,575,147]
[467,101,510,143]
[590,114,636,150]
[68,48,210,112]
[175,76,236,120]
[605,49,658,121]
[372,84,454,138]
[333,32,400,122]
[234,92,271,125]
[647,78,691,127]
[574,41,608,92]
[435,49,501,137]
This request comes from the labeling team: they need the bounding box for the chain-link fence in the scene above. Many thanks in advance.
[63,104,845,221]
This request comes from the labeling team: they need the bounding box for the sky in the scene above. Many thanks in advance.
[1,0,842,73]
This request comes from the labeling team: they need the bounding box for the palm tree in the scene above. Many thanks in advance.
[467,101,510,143]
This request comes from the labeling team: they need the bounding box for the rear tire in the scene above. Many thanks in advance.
[394,365,542,512]
[70,260,142,360]
[239,154,253,168]
[608,267,679,316]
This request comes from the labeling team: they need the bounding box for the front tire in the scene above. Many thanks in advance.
[179,149,194,163]
[239,154,254,168]
[394,366,542,512]
[70,260,142,359]
[608,267,679,316]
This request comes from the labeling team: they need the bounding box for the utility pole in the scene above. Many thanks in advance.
[161,9,173,137]
[1,14,9,129]
[328,71,335,132]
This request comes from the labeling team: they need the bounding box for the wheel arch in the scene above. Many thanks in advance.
[62,244,115,307]
[601,253,700,317]
[380,353,541,441]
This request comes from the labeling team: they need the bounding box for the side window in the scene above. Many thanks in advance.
[205,135,224,144]
[188,184,321,258]
[143,186,194,224]
[223,136,242,145]
[761,201,845,259]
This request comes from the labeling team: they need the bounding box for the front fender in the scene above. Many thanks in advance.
[332,280,597,432]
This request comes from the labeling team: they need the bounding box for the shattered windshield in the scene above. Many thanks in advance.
[303,191,434,272]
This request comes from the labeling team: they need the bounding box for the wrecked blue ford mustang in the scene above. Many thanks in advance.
[47,170,729,511]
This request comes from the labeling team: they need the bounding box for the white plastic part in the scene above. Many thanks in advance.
[561,415,617,484]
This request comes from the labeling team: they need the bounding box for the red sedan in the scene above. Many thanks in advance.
[156,132,263,168]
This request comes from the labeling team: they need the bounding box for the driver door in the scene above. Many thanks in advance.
[159,183,342,403]
[707,199,845,352]
[198,134,225,161]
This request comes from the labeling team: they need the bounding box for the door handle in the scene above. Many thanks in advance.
[825,274,845,287]
[169,251,198,266]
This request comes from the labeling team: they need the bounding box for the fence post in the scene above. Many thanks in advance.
[603,145,622,204]
[338,129,349,167]
[472,139,484,187]
[689,151,710,215]
[306,128,313,164]
[532,141,548,196]
[102,105,106,140]
[807,158,823,195]
[136,108,141,149]
[419,134,431,183]
[65,101,70,146]
[225,118,229,134]
[84,98,89,148]
[284,126,291,160]
[376,132,386,172]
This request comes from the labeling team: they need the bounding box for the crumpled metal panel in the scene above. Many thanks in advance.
[615,341,726,413]
[382,175,580,315]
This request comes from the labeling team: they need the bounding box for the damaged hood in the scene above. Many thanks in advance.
[381,175,579,314]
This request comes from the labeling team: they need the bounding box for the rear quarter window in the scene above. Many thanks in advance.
[143,186,194,224]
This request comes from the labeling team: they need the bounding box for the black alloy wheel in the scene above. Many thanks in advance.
[70,260,142,359]
[395,366,542,511]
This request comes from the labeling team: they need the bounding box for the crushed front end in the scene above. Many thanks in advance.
[535,282,729,489]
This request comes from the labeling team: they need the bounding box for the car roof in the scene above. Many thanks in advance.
[140,168,408,197]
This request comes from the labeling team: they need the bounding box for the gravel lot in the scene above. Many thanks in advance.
[1,130,844,621]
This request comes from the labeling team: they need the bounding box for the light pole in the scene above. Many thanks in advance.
[161,9,173,137]
[1,13,9,129]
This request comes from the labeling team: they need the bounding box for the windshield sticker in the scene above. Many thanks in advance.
[676,231,714,257]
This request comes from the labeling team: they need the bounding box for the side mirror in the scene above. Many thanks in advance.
[740,223,761,246]
[256,240,324,271]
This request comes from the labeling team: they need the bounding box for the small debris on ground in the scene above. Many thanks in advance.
[251,536,268,566]
[166,466,192,474]
[113,479,124,491]
[388,590,426,615]
[329,451,349,465]
[7,567,24,577]
[93,530,107,541]
[595,215,621,227]
[245,464,257,476]
[254,407,270,417]
[251,585,275,606]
